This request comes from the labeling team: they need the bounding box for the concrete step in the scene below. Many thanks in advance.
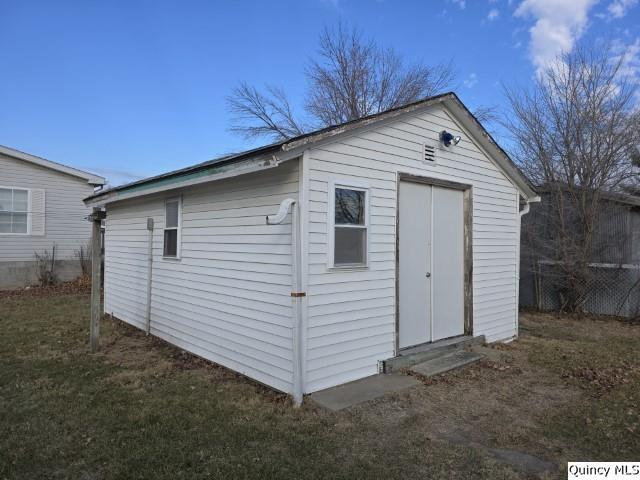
[383,335,485,373]
[310,373,421,411]
[409,350,484,377]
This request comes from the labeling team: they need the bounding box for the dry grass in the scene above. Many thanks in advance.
[1,294,638,479]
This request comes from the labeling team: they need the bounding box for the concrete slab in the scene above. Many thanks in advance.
[409,350,484,377]
[310,373,420,411]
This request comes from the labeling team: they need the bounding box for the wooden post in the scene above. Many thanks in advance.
[89,207,105,353]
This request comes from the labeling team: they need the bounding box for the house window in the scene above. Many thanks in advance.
[332,184,368,267]
[163,197,181,258]
[0,187,29,234]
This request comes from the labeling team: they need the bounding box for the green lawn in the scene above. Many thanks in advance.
[1,294,638,479]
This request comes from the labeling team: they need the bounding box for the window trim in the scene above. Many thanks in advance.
[327,180,370,270]
[0,186,31,236]
[162,196,182,260]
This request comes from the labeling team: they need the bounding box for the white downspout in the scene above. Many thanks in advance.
[515,200,531,337]
[267,198,304,406]
[145,217,154,335]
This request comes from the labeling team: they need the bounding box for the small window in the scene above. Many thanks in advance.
[332,185,368,267]
[0,187,29,234]
[163,198,181,258]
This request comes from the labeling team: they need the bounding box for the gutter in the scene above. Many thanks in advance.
[84,154,283,207]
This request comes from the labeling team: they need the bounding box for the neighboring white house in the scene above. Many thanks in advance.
[0,145,105,289]
[85,93,538,402]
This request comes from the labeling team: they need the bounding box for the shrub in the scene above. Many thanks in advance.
[34,245,58,286]
[75,242,92,276]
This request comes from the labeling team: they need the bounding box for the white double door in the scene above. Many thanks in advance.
[398,181,465,349]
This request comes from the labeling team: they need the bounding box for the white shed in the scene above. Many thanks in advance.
[85,93,538,403]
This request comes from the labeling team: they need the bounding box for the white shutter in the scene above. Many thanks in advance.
[30,189,45,236]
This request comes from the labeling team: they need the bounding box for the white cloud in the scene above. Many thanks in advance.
[611,38,640,104]
[608,0,638,18]
[488,8,500,20]
[515,0,598,74]
[613,38,640,81]
[463,73,478,88]
[450,0,466,9]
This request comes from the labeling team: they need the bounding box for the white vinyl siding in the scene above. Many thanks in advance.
[303,104,520,393]
[0,153,94,261]
[103,160,299,394]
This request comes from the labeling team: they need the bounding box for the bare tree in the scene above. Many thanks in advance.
[507,44,640,312]
[227,25,456,141]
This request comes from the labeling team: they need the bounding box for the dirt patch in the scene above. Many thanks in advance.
[561,363,640,396]
[357,332,584,474]
[0,275,92,299]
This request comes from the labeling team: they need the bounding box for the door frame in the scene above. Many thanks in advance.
[395,173,474,356]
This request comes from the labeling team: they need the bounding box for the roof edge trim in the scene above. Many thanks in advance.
[0,145,105,185]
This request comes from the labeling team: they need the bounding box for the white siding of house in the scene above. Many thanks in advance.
[303,104,519,393]
[104,160,299,393]
[0,153,95,262]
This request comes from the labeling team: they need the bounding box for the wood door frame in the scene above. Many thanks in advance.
[395,173,474,356]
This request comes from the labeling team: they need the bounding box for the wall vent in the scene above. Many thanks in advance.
[423,143,436,162]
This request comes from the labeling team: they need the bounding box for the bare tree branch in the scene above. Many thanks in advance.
[227,24,455,140]
[226,83,307,141]
[306,25,455,126]
[472,105,500,126]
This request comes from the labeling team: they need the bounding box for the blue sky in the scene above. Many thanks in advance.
[1,0,638,186]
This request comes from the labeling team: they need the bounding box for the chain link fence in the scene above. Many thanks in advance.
[520,261,640,318]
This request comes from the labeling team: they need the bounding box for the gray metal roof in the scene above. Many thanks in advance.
[537,185,640,207]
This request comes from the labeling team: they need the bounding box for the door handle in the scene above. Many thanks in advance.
[425,272,431,278]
